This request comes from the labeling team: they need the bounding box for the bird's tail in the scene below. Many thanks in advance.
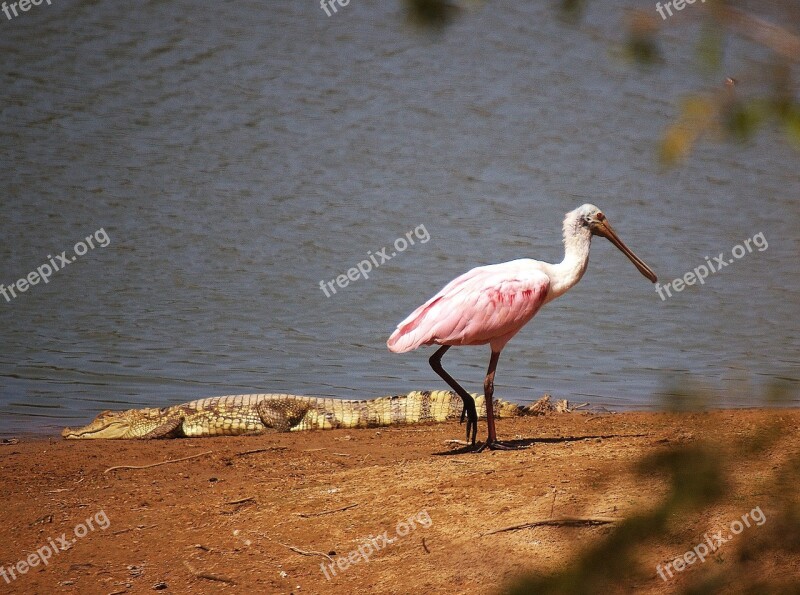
[387,327,423,353]
[387,297,443,353]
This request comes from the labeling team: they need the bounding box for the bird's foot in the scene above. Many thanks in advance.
[473,440,527,453]
[444,438,526,454]
[460,403,478,445]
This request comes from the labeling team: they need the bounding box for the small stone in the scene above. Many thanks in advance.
[153,581,168,590]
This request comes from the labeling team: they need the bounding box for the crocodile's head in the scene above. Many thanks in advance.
[62,408,171,439]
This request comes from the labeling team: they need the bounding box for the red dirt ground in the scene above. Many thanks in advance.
[1,409,798,594]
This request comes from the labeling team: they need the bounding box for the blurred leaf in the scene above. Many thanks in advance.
[627,35,662,66]
[626,11,662,66]
[682,96,716,120]
[660,96,715,165]
[505,445,724,595]
[724,100,767,142]
[404,0,460,30]
[661,387,710,412]
[783,105,800,148]
[696,23,725,73]
[558,0,587,24]
[660,125,696,165]
[502,391,800,594]
[763,379,795,405]
[638,446,726,509]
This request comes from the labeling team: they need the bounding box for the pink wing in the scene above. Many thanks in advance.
[387,259,550,354]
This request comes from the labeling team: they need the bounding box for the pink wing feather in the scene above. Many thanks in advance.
[387,260,550,354]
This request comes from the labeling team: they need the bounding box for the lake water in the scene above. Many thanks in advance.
[1,0,798,437]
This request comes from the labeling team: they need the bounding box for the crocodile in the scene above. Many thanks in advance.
[61,390,532,439]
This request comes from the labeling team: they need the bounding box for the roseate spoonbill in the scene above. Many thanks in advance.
[387,204,657,450]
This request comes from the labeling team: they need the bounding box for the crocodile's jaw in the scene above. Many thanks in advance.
[62,422,129,439]
[62,409,159,439]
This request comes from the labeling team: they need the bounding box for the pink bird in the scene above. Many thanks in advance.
[387,204,657,450]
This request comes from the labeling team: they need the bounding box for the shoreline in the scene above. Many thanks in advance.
[1,408,798,593]
[3,400,799,441]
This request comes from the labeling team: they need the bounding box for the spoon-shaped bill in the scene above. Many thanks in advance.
[594,220,657,283]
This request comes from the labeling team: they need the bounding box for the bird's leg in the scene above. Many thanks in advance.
[475,350,521,452]
[484,350,500,444]
[429,345,478,444]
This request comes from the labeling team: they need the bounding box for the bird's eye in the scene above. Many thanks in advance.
[596,212,605,221]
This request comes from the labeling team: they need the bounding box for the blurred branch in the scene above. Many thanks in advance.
[625,3,800,164]
[503,409,800,594]
[401,0,800,164]
[715,5,800,63]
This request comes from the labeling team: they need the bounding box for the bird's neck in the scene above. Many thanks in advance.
[547,226,592,301]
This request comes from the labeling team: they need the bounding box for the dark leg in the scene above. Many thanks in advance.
[476,350,523,452]
[484,350,500,444]
[429,345,478,444]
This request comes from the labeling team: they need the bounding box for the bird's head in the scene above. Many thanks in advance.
[573,204,657,283]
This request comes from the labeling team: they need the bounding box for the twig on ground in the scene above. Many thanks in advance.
[259,532,334,563]
[224,497,256,506]
[585,414,611,422]
[104,451,213,474]
[31,514,53,526]
[295,503,358,518]
[235,447,288,456]
[422,537,430,554]
[481,517,621,537]
[278,543,334,562]
[113,524,156,536]
[183,561,236,585]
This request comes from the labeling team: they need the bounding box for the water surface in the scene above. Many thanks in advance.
[1,0,798,436]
